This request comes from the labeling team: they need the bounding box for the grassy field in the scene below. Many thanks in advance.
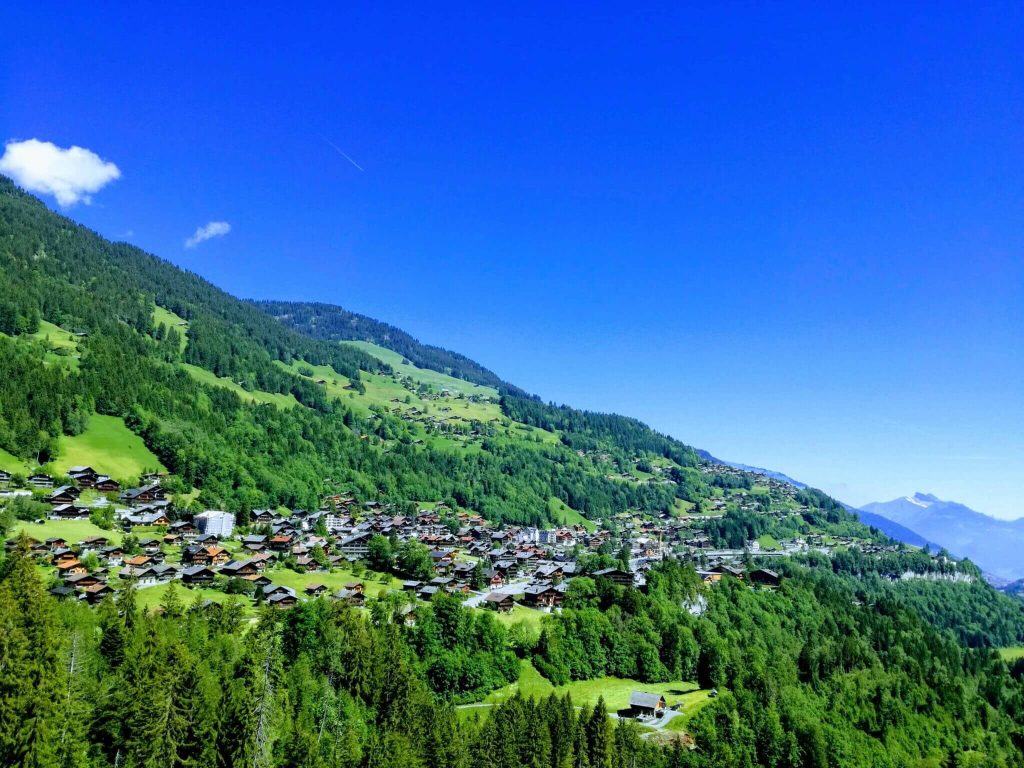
[13,518,123,545]
[51,414,166,480]
[756,534,782,551]
[343,341,499,399]
[277,355,560,449]
[547,498,597,532]
[265,565,403,598]
[490,604,550,631]
[999,647,1024,662]
[153,305,189,352]
[181,363,300,408]
[0,446,32,474]
[29,320,81,369]
[135,581,250,613]
[482,659,705,713]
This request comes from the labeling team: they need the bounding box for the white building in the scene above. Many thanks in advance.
[195,510,235,538]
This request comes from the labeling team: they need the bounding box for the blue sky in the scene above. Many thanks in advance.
[3,4,1022,518]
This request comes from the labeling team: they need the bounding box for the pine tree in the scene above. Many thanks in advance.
[0,538,62,768]
[586,697,613,768]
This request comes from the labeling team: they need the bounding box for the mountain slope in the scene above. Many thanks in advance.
[255,299,528,395]
[0,174,754,525]
[862,492,1024,580]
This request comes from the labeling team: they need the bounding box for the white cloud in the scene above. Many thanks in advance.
[0,138,121,206]
[185,220,231,248]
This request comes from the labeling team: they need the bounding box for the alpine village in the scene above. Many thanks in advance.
[1,176,1024,768]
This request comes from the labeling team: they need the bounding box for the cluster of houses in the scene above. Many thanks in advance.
[3,457,924,616]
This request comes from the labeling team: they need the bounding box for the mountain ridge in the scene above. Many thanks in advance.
[862,492,1024,580]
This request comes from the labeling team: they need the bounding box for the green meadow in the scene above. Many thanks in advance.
[52,414,166,480]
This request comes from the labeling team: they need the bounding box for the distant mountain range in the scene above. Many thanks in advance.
[861,493,1024,582]
[699,453,935,549]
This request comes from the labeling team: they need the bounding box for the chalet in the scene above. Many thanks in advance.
[0,469,11,486]
[67,466,99,487]
[121,483,166,506]
[28,473,55,489]
[749,568,780,587]
[522,583,562,609]
[333,587,365,606]
[137,537,162,555]
[64,573,102,589]
[79,535,110,549]
[45,536,69,550]
[483,592,515,613]
[628,692,666,719]
[51,503,88,519]
[304,583,329,597]
[417,585,440,600]
[268,592,298,608]
[169,520,198,539]
[100,545,125,564]
[250,509,276,524]
[338,532,372,557]
[56,560,88,576]
[402,580,422,593]
[52,549,79,567]
[488,571,505,589]
[124,510,171,527]
[240,534,267,546]
[46,486,81,505]
[181,565,217,585]
[122,555,156,574]
[49,585,76,600]
[344,582,365,594]
[94,476,121,493]
[495,561,522,583]
[269,534,294,552]
[262,584,296,599]
[83,583,114,604]
[712,564,744,580]
[593,568,635,588]
[186,545,231,566]
[219,559,260,578]
[134,565,177,587]
[535,563,564,581]
[453,561,476,577]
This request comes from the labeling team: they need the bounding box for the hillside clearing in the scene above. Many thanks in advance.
[51,414,165,481]
[13,518,123,545]
[482,659,705,713]
[181,363,300,408]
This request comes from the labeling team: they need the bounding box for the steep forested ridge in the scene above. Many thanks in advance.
[256,299,525,394]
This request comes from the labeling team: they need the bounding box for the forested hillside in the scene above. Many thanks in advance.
[257,299,523,394]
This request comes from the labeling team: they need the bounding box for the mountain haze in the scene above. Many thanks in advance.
[862,493,1024,580]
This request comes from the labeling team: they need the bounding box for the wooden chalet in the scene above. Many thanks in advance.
[83,583,114,604]
[181,565,217,585]
[483,592,515,613]
[46,486,81,505]
[67,466,99,487]
[593,568,635,588]
[628,692,667,718]
[28,473,55,489]
[50,503,88,519]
